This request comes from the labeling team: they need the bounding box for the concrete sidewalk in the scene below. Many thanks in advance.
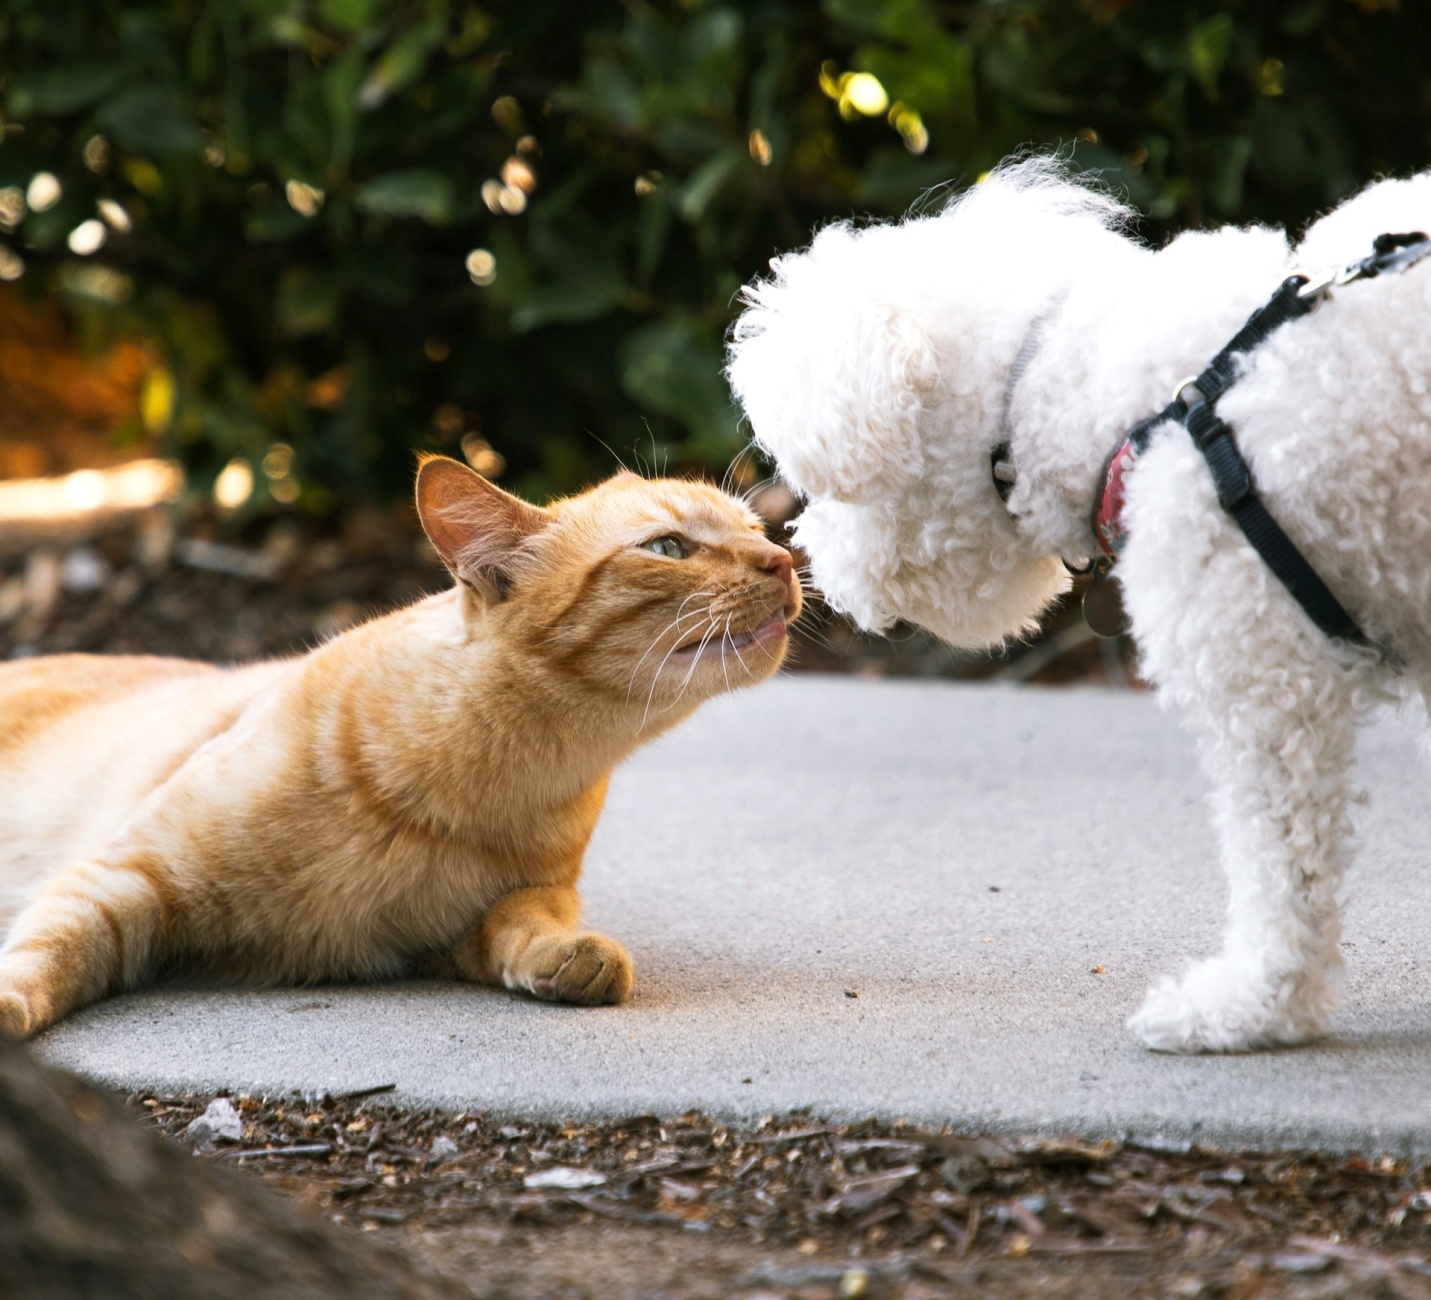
[35,677,1431,1153]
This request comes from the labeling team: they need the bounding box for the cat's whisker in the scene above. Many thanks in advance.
[719,613,735,692]
[745,607,786,668]
[791,572,821,603]
[726,612,757,676]
[641,637,693,730]
[797,629,842,658]
[626,592,717,699]
[637,609,720,732]
[669,620,722,713]
[721,446,757,497]
[585,430,634,476]
[789,606,844,658]
[754,629,786,665]
[628,590,715,657]
[630,610,711,710]
[737,473,778,510]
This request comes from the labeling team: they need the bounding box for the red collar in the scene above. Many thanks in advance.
[1092,433,1138,561]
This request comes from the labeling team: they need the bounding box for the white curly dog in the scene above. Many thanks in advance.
[727,157,1431,1053]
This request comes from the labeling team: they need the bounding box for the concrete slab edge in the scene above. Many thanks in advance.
[54,1060,1431,1161]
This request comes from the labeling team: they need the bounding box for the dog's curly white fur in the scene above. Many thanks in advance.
[728,157,1431,1053]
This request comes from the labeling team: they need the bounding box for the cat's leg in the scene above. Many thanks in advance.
[447,885,633,1006]
[1127,632,1359,1053]
[0,856,169,1037]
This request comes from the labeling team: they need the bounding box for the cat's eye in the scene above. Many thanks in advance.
[640,536,687,559]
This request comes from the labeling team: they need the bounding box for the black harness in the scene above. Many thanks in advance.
[1081,231,1431,644]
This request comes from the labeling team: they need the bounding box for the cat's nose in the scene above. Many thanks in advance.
[758,545,794,585]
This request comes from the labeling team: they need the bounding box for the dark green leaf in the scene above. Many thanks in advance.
[96,86,204,156]
[245,205,312,243]
[323,45,364,175]
[276,267,343,335]
[358,19,445,109]
[620,316,740,459]
[7,63,124,117]
[675,146,743,222]
[1188,13,1235,101]
[1209,136,1254,214]
[354,171,455,223]
[319,0,381,34]
[510,274,627,331]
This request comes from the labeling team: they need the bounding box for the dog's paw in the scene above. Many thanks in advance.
[1129,957,1334,1054]
[522,933,633,1007]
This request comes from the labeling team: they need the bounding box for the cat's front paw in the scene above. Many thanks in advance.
[525,933,633,1006]
[0,990,36,1039]
[1129,955,1334,1053]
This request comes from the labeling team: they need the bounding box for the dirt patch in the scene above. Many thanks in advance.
[132,1092,1431,1298]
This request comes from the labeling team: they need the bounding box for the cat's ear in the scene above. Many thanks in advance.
[415,456,552,600]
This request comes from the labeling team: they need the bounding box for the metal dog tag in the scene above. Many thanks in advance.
[1082,568,1129,639]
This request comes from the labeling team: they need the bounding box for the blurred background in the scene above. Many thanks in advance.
[0,0,1426,678]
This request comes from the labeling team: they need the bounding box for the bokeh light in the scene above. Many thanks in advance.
[465,249,496,286]
[67,220,107,256]
[0,188,27,230]
[285,181,325,217]
[97,199,132,232]
[841,72,889,117]
[26,172,61,213]
[214,459,255,510]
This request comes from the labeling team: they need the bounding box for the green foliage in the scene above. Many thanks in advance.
[0,0,1426,508]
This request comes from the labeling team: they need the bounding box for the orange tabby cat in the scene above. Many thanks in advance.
[0,456,799,1037]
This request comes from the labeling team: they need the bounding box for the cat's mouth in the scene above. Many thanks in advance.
[671,611,788,659]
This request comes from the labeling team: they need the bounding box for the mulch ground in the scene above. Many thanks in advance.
[130,1091,1431,1299]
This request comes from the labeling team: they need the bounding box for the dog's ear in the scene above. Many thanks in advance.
[727,232,936,505]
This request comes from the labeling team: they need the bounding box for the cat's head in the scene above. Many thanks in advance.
[416,456,801,717]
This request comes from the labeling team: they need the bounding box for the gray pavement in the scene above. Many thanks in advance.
[34,677,1431,1153]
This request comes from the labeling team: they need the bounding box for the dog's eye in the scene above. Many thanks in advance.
[640,536,686,559]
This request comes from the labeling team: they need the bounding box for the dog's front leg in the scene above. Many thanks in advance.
[1127,604,1359,1052]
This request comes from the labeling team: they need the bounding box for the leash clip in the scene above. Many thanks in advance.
[1336,259,1373,287]
[1294,268,1335,307]
[1293,233,1430,307]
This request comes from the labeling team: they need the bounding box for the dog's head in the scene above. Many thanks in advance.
[727,157,1129,650]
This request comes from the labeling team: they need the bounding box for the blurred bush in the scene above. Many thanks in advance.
[0,0,1425,510]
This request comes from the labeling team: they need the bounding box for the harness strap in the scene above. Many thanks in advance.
[1123,277,1316,459]
[1184,398,1367,643]
[992,285,1071,502]
[1092,230,1431,647]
